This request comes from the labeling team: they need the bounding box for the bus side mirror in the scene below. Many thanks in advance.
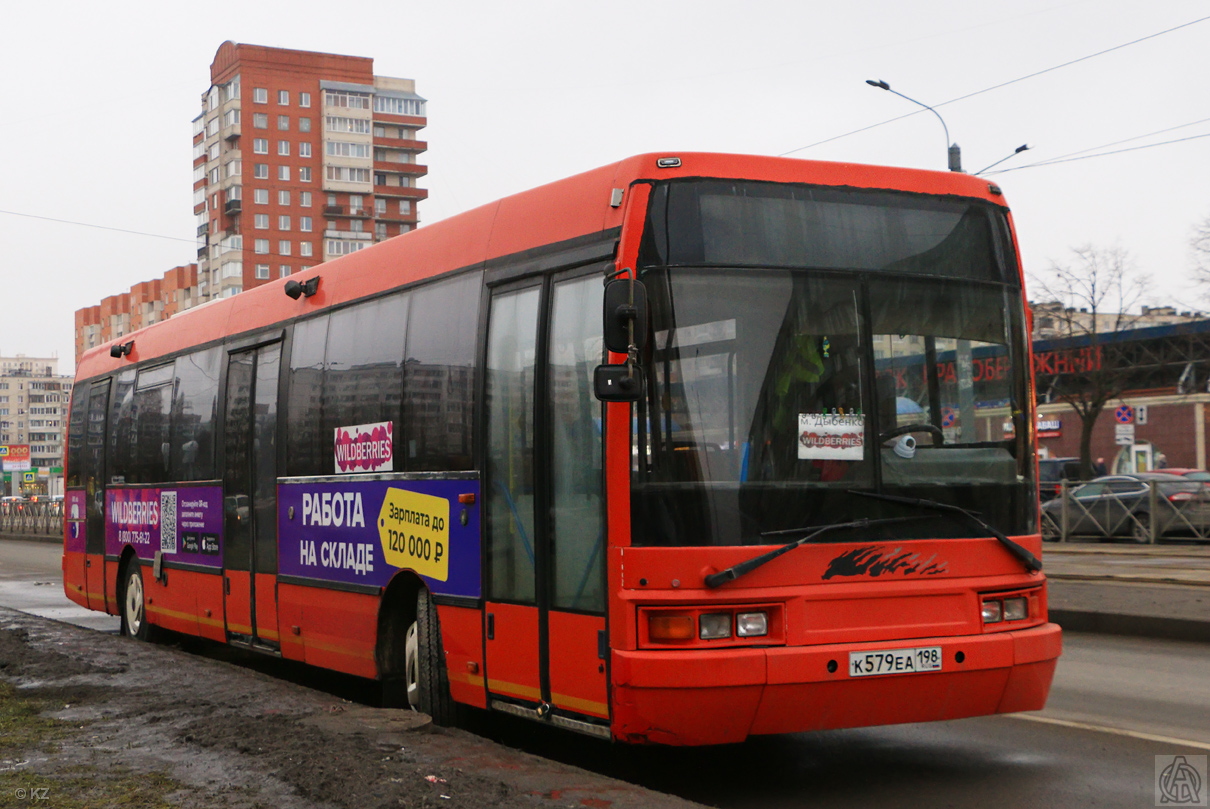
[594,364,643,402]
[602,278,648,355]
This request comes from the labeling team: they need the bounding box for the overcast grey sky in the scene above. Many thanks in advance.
[1,0,1206,374]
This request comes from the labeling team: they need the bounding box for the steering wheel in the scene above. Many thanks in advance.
[878,423,944,445]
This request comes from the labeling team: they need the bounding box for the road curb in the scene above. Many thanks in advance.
[0,532,60,545]
[1048,573,1210,587]
[1050,609,1210,644]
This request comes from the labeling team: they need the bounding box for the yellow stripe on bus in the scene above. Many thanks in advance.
[487,679,542,701]
[551,692,609,717]
[449,670,485,689]
[300,636,374,661]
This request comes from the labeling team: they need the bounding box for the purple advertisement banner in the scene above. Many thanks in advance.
[65,490,86,553]
[277,477,481,599]
[105,485,224,567]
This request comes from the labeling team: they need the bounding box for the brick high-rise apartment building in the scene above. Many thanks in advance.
[195,41,428,300]
[75,43,428,362]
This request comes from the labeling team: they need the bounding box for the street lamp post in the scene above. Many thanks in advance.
[975,143,1033,175]
[866,79,962,172]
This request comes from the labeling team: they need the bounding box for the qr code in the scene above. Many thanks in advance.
[160,491,177,553]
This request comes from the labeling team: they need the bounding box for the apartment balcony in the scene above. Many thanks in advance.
[370,210,419,225]
[371,111,427,126]
[373,161,428,177]
[324,205,370,218]
[323,229,373,241]
[224,198,242,215]
[223,125,241,141]
[196,223,209,237]
[372,136,428,152]
[373,184,428,200]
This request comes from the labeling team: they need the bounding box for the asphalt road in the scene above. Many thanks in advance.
[3,536,1208,808]
[0,536,120,632]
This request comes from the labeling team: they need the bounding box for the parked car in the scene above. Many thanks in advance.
[1041,473,1210,542]
[1155,467,1210,482]
[1038,456,1081,501]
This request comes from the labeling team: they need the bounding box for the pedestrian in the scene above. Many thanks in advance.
[1093,457,1107,477]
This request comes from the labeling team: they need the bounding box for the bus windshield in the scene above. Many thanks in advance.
[632,180,1035,546]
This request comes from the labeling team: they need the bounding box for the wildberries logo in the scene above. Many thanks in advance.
[334,421,394,473]
[797,413,865,461]
[799,431,863,451]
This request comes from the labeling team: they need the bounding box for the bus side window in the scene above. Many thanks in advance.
[129,364,174,484]
[285,315,330,477]
[171,347,221,481]
[66,384,88,489]
[108,370,136,484]
[322,293,408,468]
[403,272,480,471]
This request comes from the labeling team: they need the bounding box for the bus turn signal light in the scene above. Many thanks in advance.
[648,614,695,641]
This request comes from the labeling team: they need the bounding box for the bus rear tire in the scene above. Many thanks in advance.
[409,588,459,726]
[120,560,158,642]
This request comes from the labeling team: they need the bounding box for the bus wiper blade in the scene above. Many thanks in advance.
[847,490,1043,573]
[704,516,930,589]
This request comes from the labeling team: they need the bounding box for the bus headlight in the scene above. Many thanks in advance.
[736,612,768,637]
[981,600,1003,623]
[699,613,732,640]
[1003,597,1028,621]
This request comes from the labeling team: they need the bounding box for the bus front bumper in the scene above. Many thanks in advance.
[609,621,1061,745]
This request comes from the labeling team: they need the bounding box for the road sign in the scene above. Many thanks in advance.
[1115,405,1135,424]
[1115,423,1136,445]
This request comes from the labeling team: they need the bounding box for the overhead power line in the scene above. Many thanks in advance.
[780,14,1210,157]
[0,208,196,244]
[0,208,314,265]
[1026,116,1210,163]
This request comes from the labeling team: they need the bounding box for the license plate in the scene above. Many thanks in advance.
[849,646,943,677]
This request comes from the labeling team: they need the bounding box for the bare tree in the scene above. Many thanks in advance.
[1030,245,1150,479]
[1192,213,1210,289]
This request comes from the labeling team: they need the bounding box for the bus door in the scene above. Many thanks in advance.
[484,272,608,725]
[83,379,111,611]
[222,341,282,650]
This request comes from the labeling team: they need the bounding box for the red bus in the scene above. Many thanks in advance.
[64,153,1060,745]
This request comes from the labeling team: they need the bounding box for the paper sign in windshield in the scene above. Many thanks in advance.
[799,413,864,460]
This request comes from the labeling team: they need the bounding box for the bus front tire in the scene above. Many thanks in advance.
[120,561,157,641]
[408,588,458,726]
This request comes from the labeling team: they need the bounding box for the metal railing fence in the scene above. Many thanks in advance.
[0,500,63,537]
[1040,479,1210,544]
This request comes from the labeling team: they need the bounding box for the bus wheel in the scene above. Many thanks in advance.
[121,561,156,641]
[404,621,420,709]
[411,588,458,725]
